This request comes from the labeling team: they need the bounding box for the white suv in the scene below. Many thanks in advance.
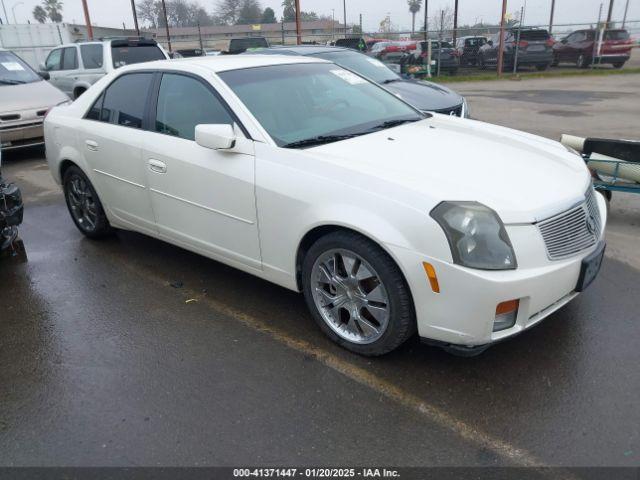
[40,37,169,99]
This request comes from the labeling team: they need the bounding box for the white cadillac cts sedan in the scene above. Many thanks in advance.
[45,55,606,356]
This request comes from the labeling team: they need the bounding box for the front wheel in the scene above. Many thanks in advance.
[612,62,625,69]
[302,231,416,356]
[535,63,550,71]
[63,165,113,238]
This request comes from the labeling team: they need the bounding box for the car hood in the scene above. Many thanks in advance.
[0,80,69,113]
[384,79,463,112]
[303,116,591,224]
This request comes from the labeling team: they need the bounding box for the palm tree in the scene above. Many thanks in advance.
[42,0,63,23]
[408,0,423,35]
[33,5,48,23]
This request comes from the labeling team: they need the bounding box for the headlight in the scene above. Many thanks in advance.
[430,201,517,270]
[462,97,470,118]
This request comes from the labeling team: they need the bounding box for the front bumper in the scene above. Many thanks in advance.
[387,192,607,349]
[594,54,630,64]
[0,121,45,150]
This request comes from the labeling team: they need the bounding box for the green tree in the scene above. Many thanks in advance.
[236,0,262,25]
[281,0,295,22]
[261,6,276,24]
[33,5,48,23]
[215,0,242,25]
[43,0,63,23]
[408,0,422,34]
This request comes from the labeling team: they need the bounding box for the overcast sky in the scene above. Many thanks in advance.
[4,0,639,33]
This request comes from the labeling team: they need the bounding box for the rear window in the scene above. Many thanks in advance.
[604,30,630,41]
[111,45,166,68]
[519,30,551,41]
[228,38,269,54]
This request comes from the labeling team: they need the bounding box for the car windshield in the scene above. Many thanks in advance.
[111,44,166,68]
[312,51,399,83]
[219,63,423,148]
[0,51,41,85]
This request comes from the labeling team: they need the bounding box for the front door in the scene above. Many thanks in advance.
[142,72,261,268]
[79,72,157,234]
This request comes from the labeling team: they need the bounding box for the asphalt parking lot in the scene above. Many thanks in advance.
[1,74,639,469]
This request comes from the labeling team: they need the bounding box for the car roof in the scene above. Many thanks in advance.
[118,54,329,74]
[263,45,354,55]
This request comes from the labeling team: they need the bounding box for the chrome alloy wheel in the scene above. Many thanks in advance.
[311,249,390,344]
[66,175,98,232]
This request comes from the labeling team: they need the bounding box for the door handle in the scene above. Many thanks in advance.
[148,159,167,174]
[85,139,99,151]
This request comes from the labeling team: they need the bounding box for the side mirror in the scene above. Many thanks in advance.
[39,71,50,80]
[195,124,237,150]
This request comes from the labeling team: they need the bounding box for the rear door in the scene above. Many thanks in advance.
[79,72,157,234]
[78,43,106,87]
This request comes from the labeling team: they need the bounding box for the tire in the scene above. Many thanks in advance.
[478,54,487,70]
[612,62,625,69]
[62,165,113,239]
[535,63,550,71]
[73,88,86,100]
[551,55,559,67]
[301,231,416,356]
[576,54,590,69]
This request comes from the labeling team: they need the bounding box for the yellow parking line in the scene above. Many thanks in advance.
[108,250,552,469]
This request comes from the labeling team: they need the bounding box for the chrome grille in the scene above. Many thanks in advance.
[537,187,602,260]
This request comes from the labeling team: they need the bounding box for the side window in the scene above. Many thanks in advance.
[62,47,78,70]
[80,44,104,69]
[99,73,154,129]
[86,92,105,121]
[155,73,233,141]
[45,49,62,71]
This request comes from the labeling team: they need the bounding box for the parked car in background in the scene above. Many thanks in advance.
[45,55,606,356]
[479,28,554,70]
[176,48,205,58]
[365,39,391,51]
[335,37,367,51]
[455,36,489,66]
[40,37,169,99]
[205,49,222,56]
[246,45,469,117]
[220,37,269,54]
[552,29,633,68]
[416,41,460,75]
[0,49,69,150]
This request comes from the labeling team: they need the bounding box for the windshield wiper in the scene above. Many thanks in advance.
[382,78,401,84]
[282,133,364,149]
[366,118,421,132]
[0,79,26,85]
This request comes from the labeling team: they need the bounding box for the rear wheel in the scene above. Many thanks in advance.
[63,166,113,238]
[73,88,86,99]
[478,54,487,70]
[576,54,590,69]
[302,231,416,356]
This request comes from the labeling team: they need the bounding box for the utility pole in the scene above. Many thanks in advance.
[549,0,555,33]
[496,0,507,77]
[130,0,140,36]
[160,0,171,52]
[197,22,203,50]
[343,0,347,38]
[294,0,301,45]
[606,0,614,27]
[453,0,459,43]
[81,0,94,40]
[622,0,629,27]
[424,0,428,41]
[359,13,362,35]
